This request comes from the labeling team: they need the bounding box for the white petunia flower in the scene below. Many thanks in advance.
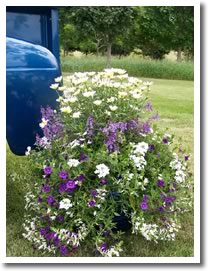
[59,198,73,210]
[109,105,118,111]
[118,91,128,98]
[72,111,81,118]
[54,76,63,82]
[94,164,110,178]
[82,91,96,97]
[67,97,78,103]
[67,159,80,168]
[107,97,116,103]
[50,83,59,90]
[39,118,48,128]
[93,100,102,106]
[132,93,141,99]
[70,139,80,149]
[60,106,72,114]
[25,146,31,156]
[58,86,66,91]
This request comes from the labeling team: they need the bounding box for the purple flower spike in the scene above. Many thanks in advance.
[100,243,108,252]
[142,122,151,134]
[42,184,51,193]
[100,178,108,185]
[140,201,148,210]
[47,195,55,204]
[145,101,153,112]
[59,245,69,256]
[43,166,53,175]
[143,194,149,202]
[59,171,68,180]
[66,180,76,190]
[88,200,96,207]
[157,179,165,188]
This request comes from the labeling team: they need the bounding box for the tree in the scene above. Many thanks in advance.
[134,6,194,61]
[69,7,137,67]
[168,6,194,61]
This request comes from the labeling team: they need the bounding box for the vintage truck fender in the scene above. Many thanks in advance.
[6,37,61,155]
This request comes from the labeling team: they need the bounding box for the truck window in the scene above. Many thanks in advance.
[6,12,48,47]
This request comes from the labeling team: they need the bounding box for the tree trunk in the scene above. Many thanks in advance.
[106,43,112,68]
[177,47,182,62]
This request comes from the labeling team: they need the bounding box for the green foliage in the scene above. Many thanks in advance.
[133,6,194,60]
[59,6,194,61]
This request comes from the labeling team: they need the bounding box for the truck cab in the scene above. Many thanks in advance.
[6,7,61,155]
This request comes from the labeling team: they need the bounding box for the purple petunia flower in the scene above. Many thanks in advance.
[59,183,67,193]
[40,227,48,236]
[45,232,56,241]
[159,206,165,212]
[100,178,108,185]
[157,179,165,188]
[56,214,64,223]
[59,171,68,180]
[80,152,88,161]
[148,144,155,152]
[66,180,76,190]
[162,137,168,144]
[88,200,96,207]
[59,245,69,256]
[54,237,60,247]
[38,196,43,203]
[100,243,108,252]
[90,189,98,198]
[77,174,85,181]
[43,166,53,175]
[42,184,51,193]
[185,155,190,161]
[47,195,55,204]
[140,201,148,210]
[165,196,174,205]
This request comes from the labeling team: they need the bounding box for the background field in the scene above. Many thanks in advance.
[6,76,194,257]
[61,55,194,81]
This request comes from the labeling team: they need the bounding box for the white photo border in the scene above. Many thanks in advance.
[1,0,200,264]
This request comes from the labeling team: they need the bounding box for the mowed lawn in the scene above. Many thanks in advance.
[6,77,194,257]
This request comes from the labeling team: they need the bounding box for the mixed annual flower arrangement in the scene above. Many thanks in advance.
[23,69,192,257]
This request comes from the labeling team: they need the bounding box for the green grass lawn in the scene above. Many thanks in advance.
[6,77,194,257]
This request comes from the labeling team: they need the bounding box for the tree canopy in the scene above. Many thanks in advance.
[59,6,194,65]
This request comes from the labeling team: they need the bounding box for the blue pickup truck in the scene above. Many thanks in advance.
[6,7,62,155]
